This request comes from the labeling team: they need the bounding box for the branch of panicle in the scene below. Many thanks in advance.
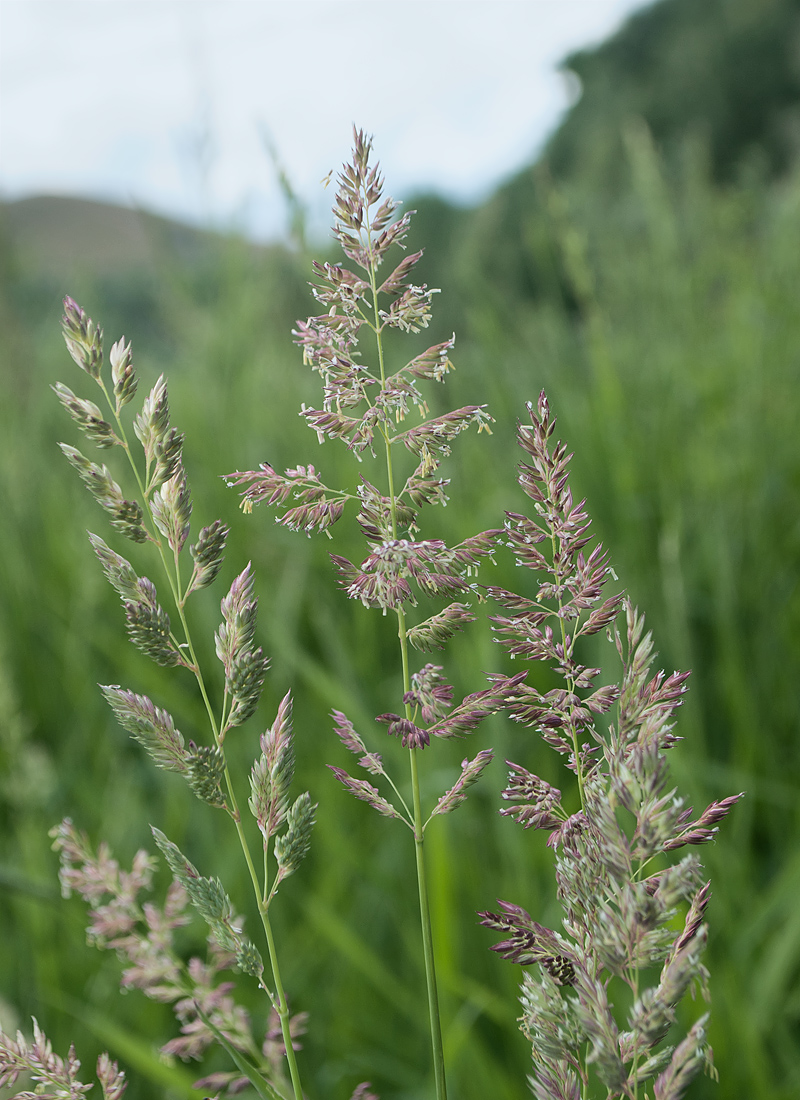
[228,130,522,815]
[487,393,623,792]
[56,299,313,1100]
[0,1018,127,1100]
[228,131,538,1100]
[479,391,742,1099]
[48,819,307,1095]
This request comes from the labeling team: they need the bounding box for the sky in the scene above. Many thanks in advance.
[0,0,652,241]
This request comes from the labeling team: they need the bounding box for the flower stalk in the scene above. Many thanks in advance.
[367,181,448,1097]
[231,128,521,1098]
[48,296,314,1100]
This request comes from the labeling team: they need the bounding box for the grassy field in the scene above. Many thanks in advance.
[0,129,798,1098]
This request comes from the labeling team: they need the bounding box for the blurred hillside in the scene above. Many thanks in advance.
[1,1,799,1098]
[1,196,226,278]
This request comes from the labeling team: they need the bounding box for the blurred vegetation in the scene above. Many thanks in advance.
[549,0,800,185]
[1,0,799,1097]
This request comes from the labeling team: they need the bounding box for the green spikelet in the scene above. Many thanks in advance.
[186,743,227,809]
[274,792,316,881]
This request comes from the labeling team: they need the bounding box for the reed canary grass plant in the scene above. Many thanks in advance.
[0,130,740,1100]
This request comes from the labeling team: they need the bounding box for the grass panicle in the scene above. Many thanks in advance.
[480,394,742,1099]
[231,129,525,1100]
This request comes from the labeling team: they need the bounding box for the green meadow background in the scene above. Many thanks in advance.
[1,0,799,1096]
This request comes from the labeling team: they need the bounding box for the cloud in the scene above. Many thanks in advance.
[0,0,647,239]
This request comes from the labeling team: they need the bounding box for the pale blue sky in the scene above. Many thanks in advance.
[0,0,652,240]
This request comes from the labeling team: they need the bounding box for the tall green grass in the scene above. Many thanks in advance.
[0,130,798,1097]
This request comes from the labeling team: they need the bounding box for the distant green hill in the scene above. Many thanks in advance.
[0,195,248,280]
[0,194,303,373]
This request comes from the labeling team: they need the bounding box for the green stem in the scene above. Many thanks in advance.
[361,199,448,1097]
[629,861,644,1100]
[223,767,305,1100]
[397,603,448,1099]
[409,732,448,1100]
[262,904,304,1100]
[549,525,585,811]
[194,1005,289,1100]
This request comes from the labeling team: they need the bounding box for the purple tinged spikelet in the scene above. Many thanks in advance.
[96,1052,127,1100]
[250,693,316,880]
[227,646,269,726]
[673,881,711,955]
[528,1063,580,1100]
[379,283,437,333]
[151,466,192,553]
[500,762,563,832]
[215,564,269,728]
[332,709,367,756]
[101,685,187,773]
[249,692,295,841]
[375,713,430,749]
[405,663,453,723]
[226,463,350,533]
[59,444,148,542]
[274,791,316,881]
[62,296,103,379]
[407,602,477,653]
[262,691,293,777]
[427,672,527,740]
[430,749,494,817]
[664,792,745,850]
[478,900,576,976]
[153,427,185,490]
[377,250,424,297]
[653,1016,711,1100]
[188,519,229,592]
[327,766,405,823]
[122,578,181,667]
[87,536,182,665]
[0,1016,105,1096]
[216,564,258,673]
[52,381,119,448]
[394,406,494,459]
[130,376,185,491]
[185,742,227,809]
[350,1085,380,1100]
[332,710,385,775]
[89,532,141,601]
[150,827,263,975]
[133,375,170,463]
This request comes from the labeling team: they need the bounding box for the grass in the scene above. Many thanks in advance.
[0,128,798,1097]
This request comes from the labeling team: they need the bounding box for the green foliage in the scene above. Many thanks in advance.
[426,0,800,334]
[549,0,800,186]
